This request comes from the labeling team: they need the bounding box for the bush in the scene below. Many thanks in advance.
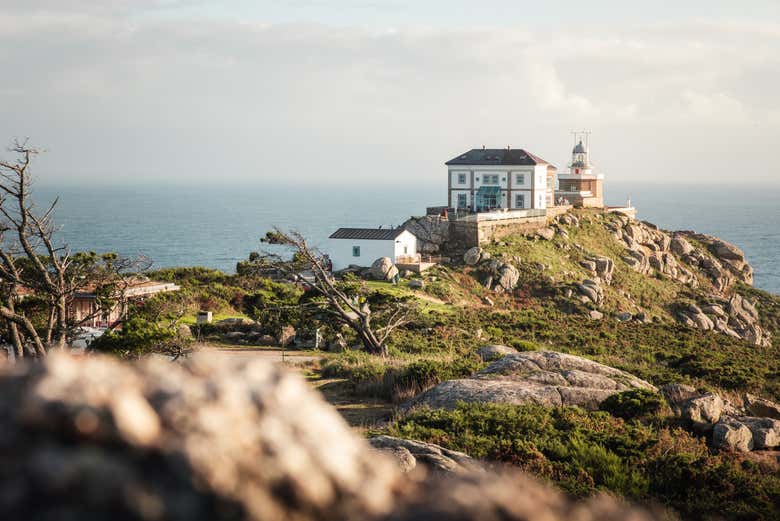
[388,402,650,498]
[599,389,666,420]
[321,352,483,402]
[425,281,453,301]
[386,402,780,520]
[90,317,180,357]
[388,357,483,402]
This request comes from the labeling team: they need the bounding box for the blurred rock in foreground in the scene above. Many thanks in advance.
[0,353,658,521]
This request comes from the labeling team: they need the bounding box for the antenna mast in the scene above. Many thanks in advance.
[571,130,591,148]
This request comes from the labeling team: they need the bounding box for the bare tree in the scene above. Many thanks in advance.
[259,229,416,356]
[0,140,149,358]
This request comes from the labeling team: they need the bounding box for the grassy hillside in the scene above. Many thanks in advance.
[115,212,780,520]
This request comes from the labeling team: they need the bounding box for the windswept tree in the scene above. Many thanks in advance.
[0,140,149,359]
[257,229,416,356]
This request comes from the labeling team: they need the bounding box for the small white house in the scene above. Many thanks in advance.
[328,228,418,271]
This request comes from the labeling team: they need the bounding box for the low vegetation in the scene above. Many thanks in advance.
[387,402,780,520]
[81,210,780,520]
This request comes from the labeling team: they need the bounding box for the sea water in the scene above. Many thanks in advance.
[34,181,779,295]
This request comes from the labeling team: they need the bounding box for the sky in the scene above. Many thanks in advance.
[1,1,780,186]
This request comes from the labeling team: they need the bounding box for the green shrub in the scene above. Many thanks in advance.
[386,402,780,520]
[321,350,388,382]
[90,317,179,356]
[599,389,666,420]
[425,281,453,301]
[388,402,650,498]
[388,356,483,402]
[322,352,483,402]
[509,339,539,351]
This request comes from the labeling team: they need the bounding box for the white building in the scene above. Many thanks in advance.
[445,147,556,212]
[328,228,418,271]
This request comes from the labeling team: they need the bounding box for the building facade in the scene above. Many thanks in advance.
[445,148,555,212]
[555,137,605,208]
[328,228,418,271]
[70,279,181,328]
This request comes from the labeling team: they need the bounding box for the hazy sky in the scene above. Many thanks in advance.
[2,1,780,186]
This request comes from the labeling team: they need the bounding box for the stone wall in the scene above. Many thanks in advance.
[448,220,479,251]
[476,216,548,244]
[448,205,572,250]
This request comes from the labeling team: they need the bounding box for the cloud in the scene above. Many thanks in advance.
[0,9,778,186]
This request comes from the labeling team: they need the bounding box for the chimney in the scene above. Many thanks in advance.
[482,145,485,150]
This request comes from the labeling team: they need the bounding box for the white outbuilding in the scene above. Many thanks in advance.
[328,228,418,271]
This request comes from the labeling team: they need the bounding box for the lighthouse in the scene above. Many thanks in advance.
[555,132,604,208]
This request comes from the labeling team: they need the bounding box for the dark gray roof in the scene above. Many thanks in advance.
[445,148,552,167]
[329,228,409,240]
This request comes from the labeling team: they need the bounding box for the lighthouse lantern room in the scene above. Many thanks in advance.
[555,132,604,208]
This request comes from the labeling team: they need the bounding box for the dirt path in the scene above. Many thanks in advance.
[195,344,393,429]
[194,344,322,366]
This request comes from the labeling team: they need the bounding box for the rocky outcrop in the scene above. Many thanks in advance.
[739,416,780,449]
[410,350,655,411]
[670,235,694,257]
[593,256,615,285]
[556,213,580,227]
[711,416,780,452]
[677,304,715,331]
[576,279,604,305]
[369,436,479,474]
[745,394,780,420]
[0,354,660,521]
[580,256,614,285]
[536,227,556,241]
[371,257,399,281]
[623,248,650,274]
[611,217,755,293]
[687,233,754,286]
[477,344,519,362]
[660,385,780,452]
[659,383,700,415]
[712,418,754,452]
[463,250,520,293]
[682,393,724,429]
[675,294,771,347]
[463,246,487,266]
[403,215,450,254]
[0,353,399,521]
[478,259,520,293]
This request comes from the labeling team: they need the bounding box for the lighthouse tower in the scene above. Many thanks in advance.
[555,132,604,208]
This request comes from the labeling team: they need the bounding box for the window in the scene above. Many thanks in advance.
[352,246,360,257]
[515,173,525,185]
[515,193,525,208]
[483,174,499,185]
[457,193,468,208]
[457,173,467,184]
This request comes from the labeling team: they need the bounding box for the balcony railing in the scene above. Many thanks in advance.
[396,254,443,265]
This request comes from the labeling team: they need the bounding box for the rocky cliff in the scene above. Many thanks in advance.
[449,209,771,347]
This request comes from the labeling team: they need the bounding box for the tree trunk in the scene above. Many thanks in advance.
[53,295,68,350]
[9,321,23,360]
[355,316,386,356]
[45,308,54,346]
[5,294,24,360]
[0,306,45,357]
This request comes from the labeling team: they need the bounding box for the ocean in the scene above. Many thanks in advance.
[34,181,780,295]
